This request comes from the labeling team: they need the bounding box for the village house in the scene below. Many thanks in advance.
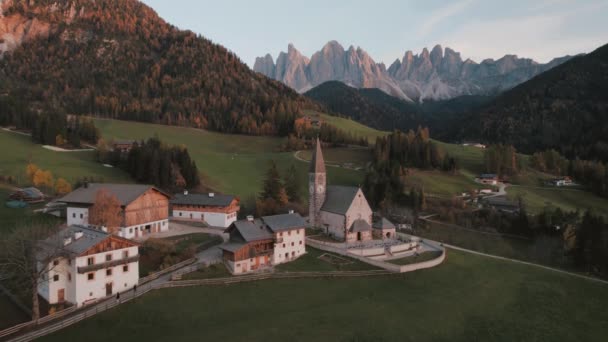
[548,177,573,187]
[111,139,137,153]
[38,225,139,308]
[476,174,499,185]
[220,212,306,274]
[57,183,170,240]
[170,191,239,228]
[308,138,394,242]
[9,187,45,203]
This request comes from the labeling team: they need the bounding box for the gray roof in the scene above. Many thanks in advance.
[310,137,326,173]
[232,219,273,242]
[350,219,372,232]
[321,185,360,215]
[483,196,519,207]
[373,217,396,230]
[262,213,306,232]
[219,242,246,253]
[58,183,168,206]
[170,193,235,207]
[40,225,109,257]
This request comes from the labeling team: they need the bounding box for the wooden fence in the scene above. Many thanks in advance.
[138,257,197,285]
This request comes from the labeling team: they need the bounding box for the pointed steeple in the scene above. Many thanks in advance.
[310,137,326,173]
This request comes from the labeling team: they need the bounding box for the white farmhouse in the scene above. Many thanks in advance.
[38,226,139,308]
[170,191,240,228]
[220,212,306,274]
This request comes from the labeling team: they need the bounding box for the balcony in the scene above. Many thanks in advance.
[77,255,140,274]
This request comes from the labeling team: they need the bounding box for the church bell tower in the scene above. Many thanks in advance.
[309,137,326,228]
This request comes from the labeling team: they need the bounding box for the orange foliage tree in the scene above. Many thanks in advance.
[88,189,123,234]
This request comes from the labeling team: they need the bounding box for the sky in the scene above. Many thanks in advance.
[140,0,608,68]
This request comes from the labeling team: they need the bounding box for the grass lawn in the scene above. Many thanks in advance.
[387,251,443,265]
[305,110,388,143]
[94,119,364,201]
[0,293,29,330]
[182,263,232,280]
[406,170,484,198]
[434,140,485,174]
[507,186,608,215]
[0,187,63,235]
[0,130,131,186]
[41,249,608,342]
[275,247,378,272]
[298,147,371,168]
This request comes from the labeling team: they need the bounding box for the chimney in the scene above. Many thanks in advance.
[183,190,188,195]
[246,215,254,222]
[74,231,84,240]
[209,192,215,198]
[63,237,72,246]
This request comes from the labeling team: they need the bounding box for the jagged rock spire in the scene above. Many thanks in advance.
[309,137,326,173]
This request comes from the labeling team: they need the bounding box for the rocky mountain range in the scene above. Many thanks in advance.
[254,41,573,102]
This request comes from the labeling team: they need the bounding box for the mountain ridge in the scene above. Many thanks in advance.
[255,41,574,102]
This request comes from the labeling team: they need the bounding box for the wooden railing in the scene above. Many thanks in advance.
[138,257,197,285]
[77,256,140,274]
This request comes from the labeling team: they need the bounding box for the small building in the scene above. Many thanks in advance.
[38,225,139,308]
[9,187,45,203]
[221,212,306,274]
[476,174,498,185]
[112,140,137,153]
[548,177,573,187]
[57,183,170,240]
[372,217,396,239]
[170,191,239,228]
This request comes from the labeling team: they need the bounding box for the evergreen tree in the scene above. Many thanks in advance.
[284,164,300,203]
[260,161,283,202]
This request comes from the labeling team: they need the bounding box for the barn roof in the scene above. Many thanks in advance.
[321,186,360,215]
[170,193,235,207]
[58,183,168,206]
[262,213,306,232]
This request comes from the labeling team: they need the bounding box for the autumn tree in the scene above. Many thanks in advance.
[26,163,39,183]
[33,169,54,188]
[88,189,123,234]
[54,178,72,195]
[0,222,64,321]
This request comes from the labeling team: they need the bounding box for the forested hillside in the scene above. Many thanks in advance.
[461,43,608,161]
[0,0,319,136]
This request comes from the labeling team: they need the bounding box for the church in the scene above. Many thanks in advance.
[309,138,395,242]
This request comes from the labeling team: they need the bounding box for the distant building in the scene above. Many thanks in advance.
[9,187,45,203]
[481,196,519,213]
[220,212,306,274]
[112,140,137,153]
[170,191,239,227]
[548,177,573,187]
[372,217,396,239]
[57,183,170,240]
[476,174,498,185]
[462,142,486,149]
[38,225,139,307]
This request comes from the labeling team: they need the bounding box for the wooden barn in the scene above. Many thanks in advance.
[9,187,45,203]
[57,183,170,240]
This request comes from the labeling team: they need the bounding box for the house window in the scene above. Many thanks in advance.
[68,273,72,282]
[279,232,283,237]
[106,254,112,262]
[72,213,76,218]
[87,257,94,265]
[179,212,182,217]
[129,228,133,233]
[123,250,129,259]
[285,253,288,259]
[283,244,285,248]
[291,242,294,246]
[53,259,59,266]
[299,240,303,245]
[80,213,84,219]
[123,265,129,272]
[292,251,295,257]
[288,231,291,236]
[87,273,95,280]
[53,274,59,282]
[106,268,112,276]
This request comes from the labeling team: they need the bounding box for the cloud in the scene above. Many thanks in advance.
[418,0,476,38]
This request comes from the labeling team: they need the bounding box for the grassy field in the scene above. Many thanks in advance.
[0,293,29,330]
[182,263,232,280]
[507,186,608,214]
[94,119,364,201]
[406,169,485,198]
[41,249,608,342]
[275,247,378,272]
[0,130,131,186]
[297,147,372,168]
[304,110,388,143]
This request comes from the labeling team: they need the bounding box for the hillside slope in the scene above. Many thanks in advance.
[462,43,608,160]
[0,0,318,136]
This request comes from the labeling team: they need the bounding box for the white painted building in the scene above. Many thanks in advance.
[221,212,306,275]
[58,183,170,240]
[170,192,239,228]
[38,226,140,308]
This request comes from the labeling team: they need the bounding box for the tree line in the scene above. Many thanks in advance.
[97,136,200,191]
[364,127,456,207]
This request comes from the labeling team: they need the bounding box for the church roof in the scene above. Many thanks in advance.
[309,137,326,173]
[320,185,360,215]
[350,219,372,232]
[372,217,396,230]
